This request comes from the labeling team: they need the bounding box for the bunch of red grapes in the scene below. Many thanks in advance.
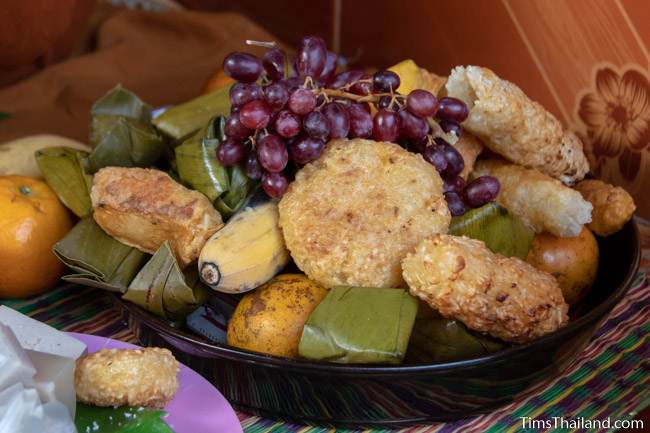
[218,35,499,215]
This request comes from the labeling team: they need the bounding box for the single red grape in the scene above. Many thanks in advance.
[443,175,466,194]
[322,102,350,138]
[229,83,263,108]
[423,145,448,173]
[439,141,465,176]
[463,176,500,208]
[224,112,252,140]
[244,151,263,180]
[438,97,469,122]
[372,70,400,92]
[288,87,316,115]
[274,110,301,138]
[317,51,338,84]
[406,89,438,118]
[223,52,263,83]
[262,48,285,82]
[289,136,325,164]
[347,103,373,138]
[399,110,429,140]
[216,138,245,166]
[295,35,327,78]
[303,111,330,140]
[264,82,289,110]
[257,134,288,172]
[372,109,400,142]
[239,100,272,129]
[350,75,373,96]
[444,192,468,216]
[262,171,289,198]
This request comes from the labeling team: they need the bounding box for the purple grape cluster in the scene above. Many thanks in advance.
[218,36,499,213]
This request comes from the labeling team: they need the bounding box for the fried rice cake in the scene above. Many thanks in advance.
[402,234,569,344]
[91,167,223,267]
[75,348,179,408]
[575,179,636,236]
[278,139,450,289]
[473,159,592,237]
[445,65,589,185]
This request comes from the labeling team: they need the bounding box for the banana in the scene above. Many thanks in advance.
[0,135,91,178]
[198,192,290,294]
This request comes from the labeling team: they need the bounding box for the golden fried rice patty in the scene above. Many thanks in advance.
[402,234,569,343]
[279,139,450,288]
[75,348,179,408]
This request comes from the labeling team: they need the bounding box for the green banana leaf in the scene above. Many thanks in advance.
[299,287,418,364]
[123,241,209,320]
[35,147,93,217]
[53,217,147,292]
[75,404,174,433]
[407,317,506,363]
[215,164,252,216]
[175,116,251,218]
[449,202,535,259]
[153,85,231,141]
[88,86,164,172]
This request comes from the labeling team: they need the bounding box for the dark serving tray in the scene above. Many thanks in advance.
[113,220,640,429]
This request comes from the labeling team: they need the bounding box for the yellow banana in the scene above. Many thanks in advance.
[198,194,289,294]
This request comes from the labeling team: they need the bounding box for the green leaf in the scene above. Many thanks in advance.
[299,287,418,364]
[449,202,535,259]
[175,116,251,218]
[123,241,209,320]
[407,317,505,363]
[88,86,164,173]
[0,112,10,121]
[75,404,175,433]
[35,147,92,217]
[215,164,252,216]
[54,217,147,292]
[153,85,231,141]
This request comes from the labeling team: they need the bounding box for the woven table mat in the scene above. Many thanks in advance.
[2,221,649,433]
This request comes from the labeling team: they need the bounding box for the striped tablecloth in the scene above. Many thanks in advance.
[3,221,649,433]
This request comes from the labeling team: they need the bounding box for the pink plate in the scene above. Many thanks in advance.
[69,332,242,433]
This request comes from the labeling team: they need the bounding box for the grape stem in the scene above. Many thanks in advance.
[246,40,277,49]
[427,118,458,145]
[318,88,390,103]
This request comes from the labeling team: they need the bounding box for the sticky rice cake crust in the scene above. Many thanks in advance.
[279,139,450,288]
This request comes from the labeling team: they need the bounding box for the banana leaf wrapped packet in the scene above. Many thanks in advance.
[407,316,506,363]
[88,86,165,172]
[175,116,252,217]
[123,241,209,321]
[35,147,93,217]
[299,287,418,364]
[449,202,534,259]
[53,217,147,292]
[153,85,231,141]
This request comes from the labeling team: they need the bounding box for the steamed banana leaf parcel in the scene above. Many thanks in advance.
[123,241,209,320]
[35,146,93,217]
[53,217,147,292]
[88,86,164,172]
[175,116,252,217]
[299,287,418,364]
[407,317,506,363]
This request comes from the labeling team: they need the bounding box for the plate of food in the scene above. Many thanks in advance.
[1,34,640,428]
[0,306,241,433]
